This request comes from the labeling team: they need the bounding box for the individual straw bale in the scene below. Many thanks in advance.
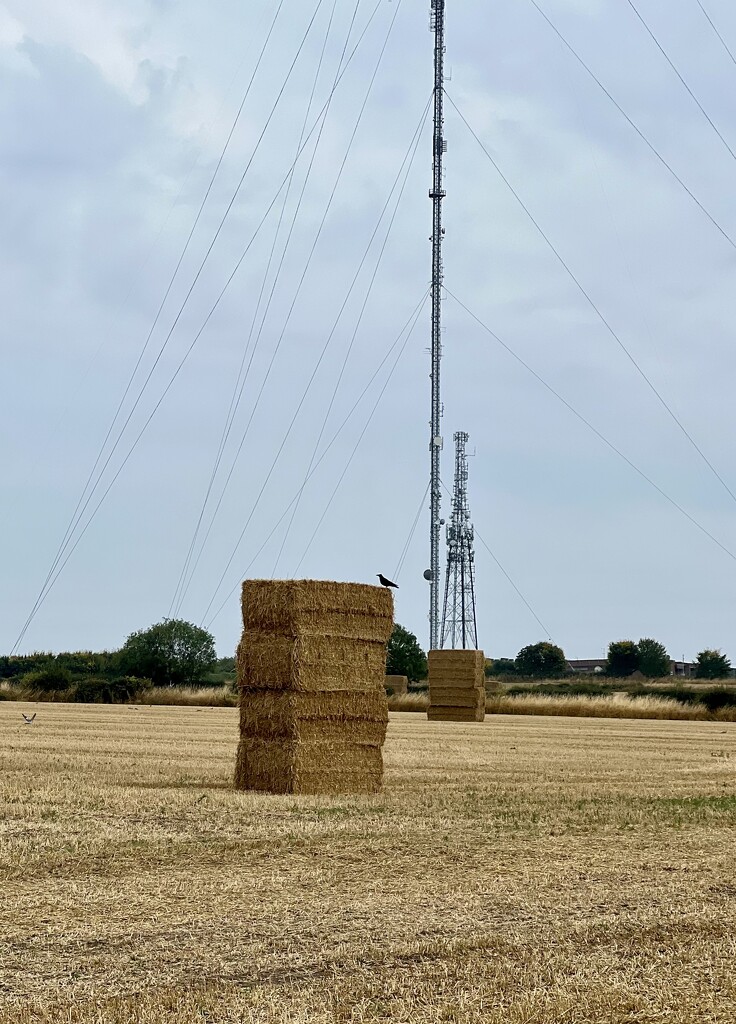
[428,689,483,708]
[385,675,408,695]
[428,649,485,690]
[238,690,387,742]
[235,737,384,795]
[430,683,484,696]
[427,705,485,723]
[427,690,485,720]
[429,648,484,674]
[428,649,484,664]
[241,579,393,642]
[427,708,466,722]
[238,632,388,692]
[240,738,384,772]
[240,720,385,744]
[428,669,484,683]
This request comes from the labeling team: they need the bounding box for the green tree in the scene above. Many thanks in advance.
[120,619,217,688]
[386,624,427,682]
[486,657,516,677]
[699,687,736,712]
[73,676,151,704]
[637,637,670,678]
[695,649,732,680]
[606,640,640,677]
[205,656,237,688]
[0,653,55,680]
[55,650,121,678]
[21,663,74,694]
[515,642,567,679]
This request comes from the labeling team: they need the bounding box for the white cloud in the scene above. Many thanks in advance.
[1,0,186,102]
[0,3,23,45]
[0,3,35,73]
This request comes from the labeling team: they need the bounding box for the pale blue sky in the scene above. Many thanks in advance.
[2,0,736,661]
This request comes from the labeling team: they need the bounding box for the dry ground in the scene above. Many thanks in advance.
[1,703,736,1023]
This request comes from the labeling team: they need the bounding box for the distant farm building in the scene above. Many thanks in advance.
[567,659,696,677]
[567,660,607,674]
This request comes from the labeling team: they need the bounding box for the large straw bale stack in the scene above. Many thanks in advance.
[235,580,393,795]
[385,674,408,695]
[428,649,486,723]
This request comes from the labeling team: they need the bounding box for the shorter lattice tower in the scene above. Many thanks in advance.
[440,431,478,649]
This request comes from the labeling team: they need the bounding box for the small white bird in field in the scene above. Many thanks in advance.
[22,713,36,725]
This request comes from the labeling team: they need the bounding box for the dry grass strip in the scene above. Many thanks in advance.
[488,692,736,721]
[387,692,429,712]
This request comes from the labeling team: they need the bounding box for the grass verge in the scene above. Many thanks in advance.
[487,691,736,721]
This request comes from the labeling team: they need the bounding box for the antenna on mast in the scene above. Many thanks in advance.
[427,0,446,651]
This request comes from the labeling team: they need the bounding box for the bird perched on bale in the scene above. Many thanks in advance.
[22,713,36,724]
[377,574,398,589]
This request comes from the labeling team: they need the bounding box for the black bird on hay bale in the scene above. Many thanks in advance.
[377,574,398,589]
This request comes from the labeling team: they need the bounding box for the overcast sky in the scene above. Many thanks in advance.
[3,0,736,661]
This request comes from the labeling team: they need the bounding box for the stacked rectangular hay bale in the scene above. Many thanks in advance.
[385,674,408,695]
[427,649,486,722]
[235,580,393,795]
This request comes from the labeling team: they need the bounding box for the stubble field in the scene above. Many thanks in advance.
[1,702,736,1023]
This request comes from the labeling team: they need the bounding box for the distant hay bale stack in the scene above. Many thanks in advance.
[235,580,393,795]
[385,674,408,695]
[427,649,486,723]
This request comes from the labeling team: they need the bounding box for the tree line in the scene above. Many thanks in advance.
[4,620,732,703]
[0,619,226,701]
[488,640,732,680]
[385,626,733,683]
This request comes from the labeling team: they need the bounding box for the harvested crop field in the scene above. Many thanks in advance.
[2,703,736,1023]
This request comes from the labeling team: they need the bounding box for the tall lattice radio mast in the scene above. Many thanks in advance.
[428,0,446,651]
[441,431,478,649]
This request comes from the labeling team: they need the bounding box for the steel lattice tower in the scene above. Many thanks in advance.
[428,0,446,651]
[441,432,478,650]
